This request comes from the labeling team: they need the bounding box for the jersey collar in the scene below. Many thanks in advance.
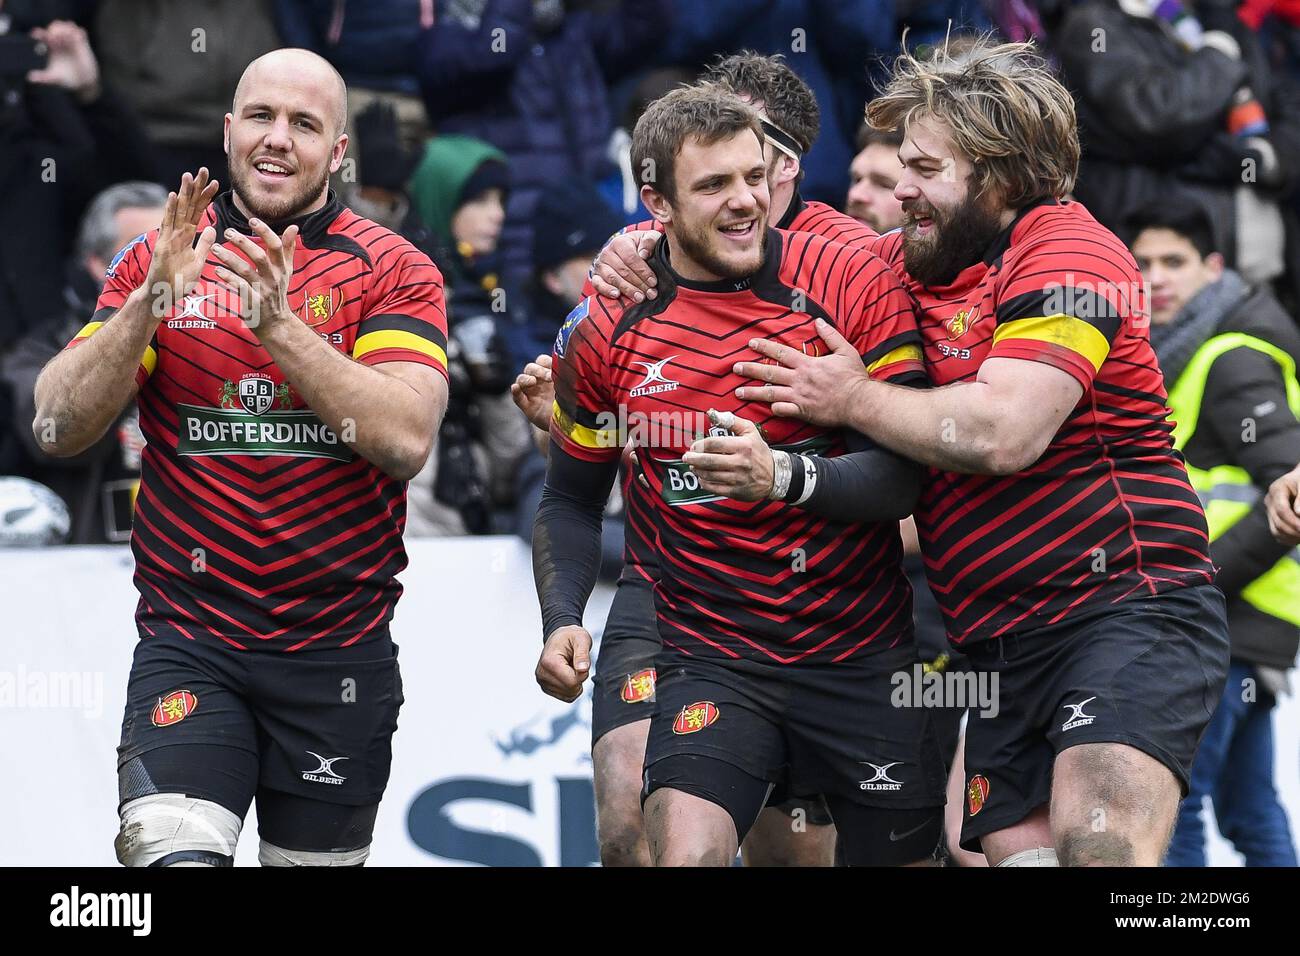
[656,227,782,294]
[213,189,345,246]
[980,197,1060,266]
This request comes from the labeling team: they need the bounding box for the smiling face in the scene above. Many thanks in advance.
[645,129,770,282]
[894,116,1012,286]
[224,50,349,223]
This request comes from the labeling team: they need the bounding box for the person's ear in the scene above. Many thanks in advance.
[775,152,800,187]
[223,113,232,155]
[1206,251,1226,279]
[330,133,349,174]
[641,184,672,225]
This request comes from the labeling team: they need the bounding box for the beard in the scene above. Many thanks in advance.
[228,157,331,223]
[673,210,767,280]
[902,189,1006,287]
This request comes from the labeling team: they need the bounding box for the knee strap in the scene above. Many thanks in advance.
[116,794,242,867]
[258,841,371,867]
[995,847,1060,867]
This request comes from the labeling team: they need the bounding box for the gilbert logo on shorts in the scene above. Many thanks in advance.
[301,751,348,785]
[858,761,904,792]
[672,701,719,734]
[1061,696,1098,731]
[151,689,198,727]
[620,668,656,704]
[967,774,990,816]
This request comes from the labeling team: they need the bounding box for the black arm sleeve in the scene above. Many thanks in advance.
[1200,346,1300,598]
[532,442,621,640]
[790,430,922,523]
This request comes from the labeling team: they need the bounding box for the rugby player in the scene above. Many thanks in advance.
[32,49,449,866]
[517,53,880,866]
[532,85,947,867]
[731,40,1230,866]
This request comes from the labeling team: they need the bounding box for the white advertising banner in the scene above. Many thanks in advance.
[0,538,1296,866]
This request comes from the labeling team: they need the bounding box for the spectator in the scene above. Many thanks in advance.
[846,123,905,231]
[343,100,423,233]
[660,1,895,207]
[274,0,434,178]
[512,180,629,578]
[1125,197,1300,867]
[403,135,529,536]
[1,181,166,544]
[0,14,160,472]
[601,66,699,225]
[91,0,281,184]
[416,0,667,290]
[1054,0,1300,295]
[526,180,628,364]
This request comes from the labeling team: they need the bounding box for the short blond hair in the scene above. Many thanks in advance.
[631,83,764,202]
[867,38,1078,207]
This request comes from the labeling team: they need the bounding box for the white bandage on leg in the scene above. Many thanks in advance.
[995,847,1060,867]
[115,794,242,867]
[258,842,371,867]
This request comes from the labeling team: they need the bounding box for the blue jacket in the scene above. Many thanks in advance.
[275,0,433,94]
[417,0,667,285]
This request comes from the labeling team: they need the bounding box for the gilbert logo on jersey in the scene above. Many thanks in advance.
[629,356,680,398]
[176,372,352,461]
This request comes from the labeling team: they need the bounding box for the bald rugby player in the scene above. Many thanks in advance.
[33,50,449,867]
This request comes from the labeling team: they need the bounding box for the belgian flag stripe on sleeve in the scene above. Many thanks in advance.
[66,318,157,381]
[550,401,621,455]
[992,314,1110,374]
[861,330,925,380]
[353,312,449,367]
[69,321,104,343]
[995,287,1123,343]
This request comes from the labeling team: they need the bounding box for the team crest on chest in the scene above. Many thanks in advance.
[219,372,292,415]
[945,305,980,340]
[300,286,338,327]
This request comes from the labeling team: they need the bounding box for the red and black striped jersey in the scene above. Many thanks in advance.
[594,196,880,588]
[67,191,448,652]
[554,227,923,664]
[874,200,1215,645]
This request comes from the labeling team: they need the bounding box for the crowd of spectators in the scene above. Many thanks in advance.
[3,0,1300,552]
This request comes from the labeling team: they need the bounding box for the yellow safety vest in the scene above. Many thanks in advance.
[1165,332,1300,626]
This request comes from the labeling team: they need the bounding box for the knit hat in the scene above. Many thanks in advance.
[408,135,509,246]
[531,180,625,274]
